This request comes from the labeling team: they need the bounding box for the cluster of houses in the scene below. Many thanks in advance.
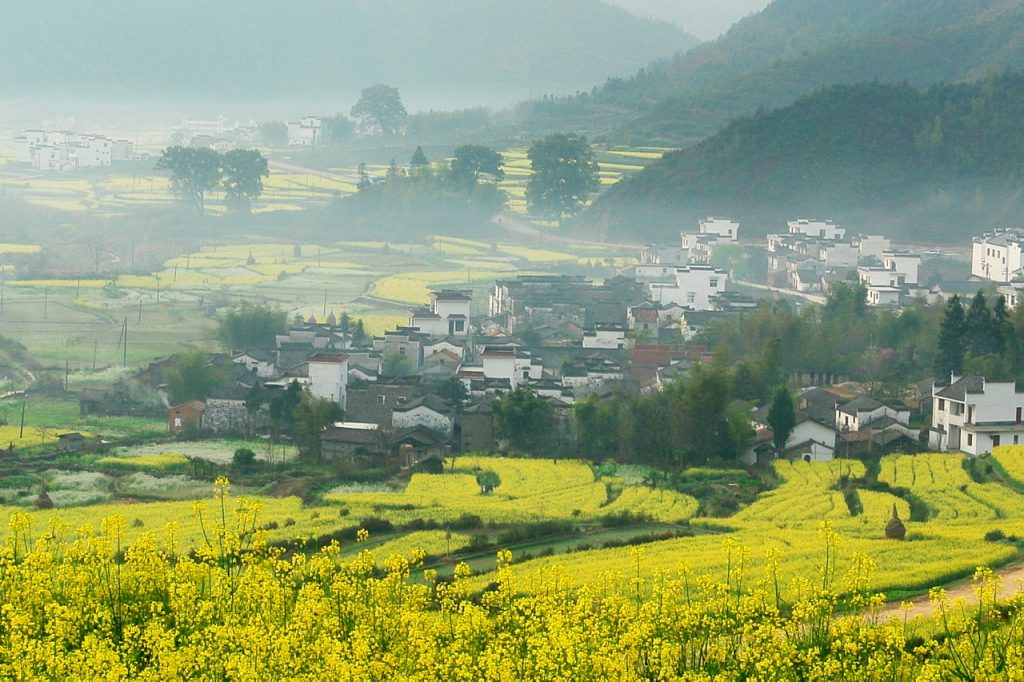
[14,130,134,171]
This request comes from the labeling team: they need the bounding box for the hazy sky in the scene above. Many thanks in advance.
[606,0,771,40]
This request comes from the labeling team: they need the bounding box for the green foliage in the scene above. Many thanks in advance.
[936,295,967,377]
[321,168,504,239]
[381,353,414,378]
[221,149,269,213]
[767,386,797,455]
[293,392,344,460]
[587,75,1024,242]
[155,146,222,215]
[409,146,429,169]
[449,145,504,190]
[526,133,600,224]
[232,448,257,468]
[475,469,501,494]
[434,377,468,410]
[321,114,354,144]
[350,84,407,136]
[217,302,287,351]
[165,351,233,405]
[492,387,555,454]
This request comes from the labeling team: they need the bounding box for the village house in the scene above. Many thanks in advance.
[308,354,350,408]
[168,400,206,433]
[408,290,472,337]
[459,401,495,452]
[391,395,454,439]
[321,422,383,462]
[345,376,420,427]
[232,349,276,378]
[929,374,1024,454]
[286,116,322,146]
[582,323,627,349]
[649,265,729,311]
[972,228,1024,282]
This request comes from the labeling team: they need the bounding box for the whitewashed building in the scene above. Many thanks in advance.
[286,116,322,146]
[649,265,728,310]
[391,395,453,438]
[972,229,1024,282]
[408,290,471,337]
[308,354,350,408]
[930,374,1024,454]
[582,324,627,349]
[13,129,130,170]
[788,219,846,240]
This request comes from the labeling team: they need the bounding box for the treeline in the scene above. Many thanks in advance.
[585,74,1024,242]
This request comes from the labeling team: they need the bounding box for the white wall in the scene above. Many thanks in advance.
[309,358,349,408]
[392,406,452,437]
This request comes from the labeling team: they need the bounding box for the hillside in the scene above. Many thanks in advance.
[582,74,1024,243]
[516,0,1024,143]
[0,0,697,108]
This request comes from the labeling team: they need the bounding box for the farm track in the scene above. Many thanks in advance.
[878,560,1024,619]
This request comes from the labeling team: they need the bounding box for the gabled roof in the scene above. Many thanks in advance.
[934,375,985,401]
[837,396,884,416]
[170,400,207,412]
[392,394,451,415]
[389,425,446,446]
[234,349,275,363]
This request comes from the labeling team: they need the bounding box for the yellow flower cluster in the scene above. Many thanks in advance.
[0,483,1021,680]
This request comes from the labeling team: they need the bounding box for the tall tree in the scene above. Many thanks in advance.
[350,84,407,137]
[935,295,967,378]
[680,363,734,464]
[221,149,269,213]
[526,133,600,225]
[992,294,1011,355]
[409,146,429,171]
[492,387,555,453]
[155,146,222,214]
[766,385,796,455]
[449,144,504,190]
[218,302,287,350]
[965,291,994,356]
[165,351,233,404]
[293,392,344,460]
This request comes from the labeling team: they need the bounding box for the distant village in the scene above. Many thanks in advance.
[67,216,1024,473]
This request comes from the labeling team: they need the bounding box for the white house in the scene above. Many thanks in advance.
[479,345,542,389]
[308,354,350,408]
[866,286,901,307]
[13,130,129,170]
[649,265,728,310]
[232,350,276,378]
[409,290,471,337]
[582,324,626,349]
[856,234,891,259]
[972,229,1024,282]
[930,374,1024,454]
[882,251,920,286]
[286,116,322,146]
[391,395,453,438]
[681,217,739,252]
[835,397,910,433]
[788,219,846,240]
[742,412,837,465]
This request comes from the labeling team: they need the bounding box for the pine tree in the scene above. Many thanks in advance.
[409,146,428,169]
[935,295,967,377]
[992,294,1010,355]
[965,291,994,356]
[767,385,796,455]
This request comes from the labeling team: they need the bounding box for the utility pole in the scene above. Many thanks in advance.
[43,288,48,319]
[64,360,69,392]
[92,339,97,371]
[138,298,143,324]
[19,398,25,439]
[322,289,328,317]
[122,317,128,367]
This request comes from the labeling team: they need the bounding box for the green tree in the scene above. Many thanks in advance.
[293,392,344,460]
[409,146,429,171]
[165,351,233,404]
[935,295,967,377]
[526,133,599,225]
[382,353,414,377]
[766,385,796,455]
[322,114,354,144]
[256,121,288,147]
[269,380,302,428]
[992,294,1011,355]
[435,377,468,411]
[680,363,735,464]
[965,291,994,357]
[573,395,620,459]
[221,149,269,213]
[217,302,287,351]
[475,469,501,494]
[449,144,504,190]
[493,387,555,453]
[351,84,407,137]
[155,146,222,214]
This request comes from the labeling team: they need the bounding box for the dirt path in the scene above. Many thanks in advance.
[878,562,1024,619]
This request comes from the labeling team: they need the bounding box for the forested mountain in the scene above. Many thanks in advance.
[582,74,1024,243]
[517,0,1024,143]
[0,0,696,108]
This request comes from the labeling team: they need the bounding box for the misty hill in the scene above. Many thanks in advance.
[519,0,1024,143]
[0,0,696,108]
[582,74,1024,243]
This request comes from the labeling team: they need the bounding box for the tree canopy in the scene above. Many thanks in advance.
[492,387,555,454]
[526,133,599,224]
[155,147,222,215]
[221,149,269,213]
[217,303,288,351]
[351,84,407,137]
[449,145,504,190]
